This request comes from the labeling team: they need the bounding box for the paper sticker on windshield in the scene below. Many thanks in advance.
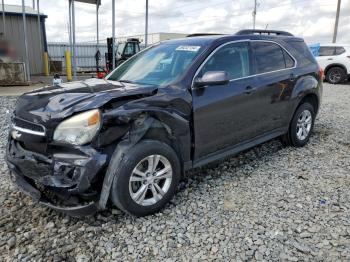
[176,45,201,52]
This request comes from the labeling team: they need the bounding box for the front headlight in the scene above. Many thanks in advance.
[53,109,101,145]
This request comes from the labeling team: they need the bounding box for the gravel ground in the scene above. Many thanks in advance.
[0,83,349,261]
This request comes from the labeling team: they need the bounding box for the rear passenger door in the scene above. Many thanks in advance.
[250,41,297,133]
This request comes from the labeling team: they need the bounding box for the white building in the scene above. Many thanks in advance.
[117,32,189,47]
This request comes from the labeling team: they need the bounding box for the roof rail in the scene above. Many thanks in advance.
[186,33,225,37]
[235,29,294,37]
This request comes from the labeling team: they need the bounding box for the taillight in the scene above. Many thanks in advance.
[318,68,324,79]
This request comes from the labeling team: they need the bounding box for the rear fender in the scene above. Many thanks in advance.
[288,75,320,121]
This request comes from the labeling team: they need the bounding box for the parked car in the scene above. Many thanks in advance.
[315,44,350,84]
[6,29,323,217]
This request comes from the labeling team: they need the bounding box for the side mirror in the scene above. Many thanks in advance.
[194,71,230,88]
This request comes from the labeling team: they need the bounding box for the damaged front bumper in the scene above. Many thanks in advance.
[6,139,107,217]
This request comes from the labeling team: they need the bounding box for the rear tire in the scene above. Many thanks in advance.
[326,66,346,84]
[110,140,181,217]
[281,102,315,147]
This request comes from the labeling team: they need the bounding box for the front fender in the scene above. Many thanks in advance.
[98,114,191,210]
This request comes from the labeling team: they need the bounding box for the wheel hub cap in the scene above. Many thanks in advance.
[296,109,312,141]
[329,70,341,83]
[129,155,173,206]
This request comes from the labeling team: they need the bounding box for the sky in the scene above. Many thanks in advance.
[7,0,350,44]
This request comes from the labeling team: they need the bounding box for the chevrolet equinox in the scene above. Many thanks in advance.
[6,30,323,217]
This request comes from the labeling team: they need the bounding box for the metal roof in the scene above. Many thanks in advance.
[0,4,46,17]
[75,0,101,5]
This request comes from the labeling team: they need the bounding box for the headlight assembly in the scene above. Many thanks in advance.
[53,109,101,145]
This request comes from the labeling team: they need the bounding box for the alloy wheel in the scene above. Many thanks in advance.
[296,109,312,141]
[129,155,173,206]
[329,70,342,83]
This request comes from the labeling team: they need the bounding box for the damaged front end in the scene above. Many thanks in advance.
[6,138,107,216]
[5,78,192,217]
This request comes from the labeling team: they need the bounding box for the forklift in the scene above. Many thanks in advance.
[96,38,141,78]
[105,38,141,71]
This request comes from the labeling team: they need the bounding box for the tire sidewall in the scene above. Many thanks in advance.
[110,140,181,217]
[326,67,346,84]
[289,103,315,147]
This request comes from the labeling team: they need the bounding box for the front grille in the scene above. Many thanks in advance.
[13,117,45,135]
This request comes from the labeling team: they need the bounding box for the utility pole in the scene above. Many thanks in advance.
[253,0,257,29]
[333,0,341,43]
[2,0,5,39]
[145,0,148,47]
[36,0,43,52]
[112,0,115,69]
[71,0,77,79]
[96,1,99,46]
[22,0,31,81]
[68,0,73,67]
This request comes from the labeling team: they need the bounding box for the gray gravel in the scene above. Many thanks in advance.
[1,83,350,261]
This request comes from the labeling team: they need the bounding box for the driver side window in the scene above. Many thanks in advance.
[199,42,250,80]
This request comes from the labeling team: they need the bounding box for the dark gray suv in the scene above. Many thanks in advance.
[6,30,323,217]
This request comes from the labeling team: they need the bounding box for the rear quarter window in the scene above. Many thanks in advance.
[335,46,346,55]
[285,40,316,67]
[283,49,295,68]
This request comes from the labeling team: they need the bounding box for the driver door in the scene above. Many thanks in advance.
[192,41,258,160]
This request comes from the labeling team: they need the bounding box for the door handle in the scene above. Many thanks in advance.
[244,86,256,94]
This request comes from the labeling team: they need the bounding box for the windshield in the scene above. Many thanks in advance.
[117,42,125,58]
[107,43,204,86]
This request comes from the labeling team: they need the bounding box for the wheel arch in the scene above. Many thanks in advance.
[298,93,319,115]
[324,63,348,75]
[142,123,189,173]
[98,114,191,210]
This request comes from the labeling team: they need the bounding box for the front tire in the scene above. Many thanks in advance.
[110,140,181,217]
[282,102,315,147]
[326,66,346,84]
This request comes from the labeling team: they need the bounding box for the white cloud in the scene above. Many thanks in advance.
[7,0,350,44]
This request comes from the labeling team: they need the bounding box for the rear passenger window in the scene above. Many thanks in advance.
[335,47,346,55]
[252,42,289,74]
[319,47,335,56]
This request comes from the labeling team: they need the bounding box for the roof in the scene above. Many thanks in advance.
[0,4,47,18]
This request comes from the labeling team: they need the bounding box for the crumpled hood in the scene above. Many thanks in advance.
[14,78,158,127]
